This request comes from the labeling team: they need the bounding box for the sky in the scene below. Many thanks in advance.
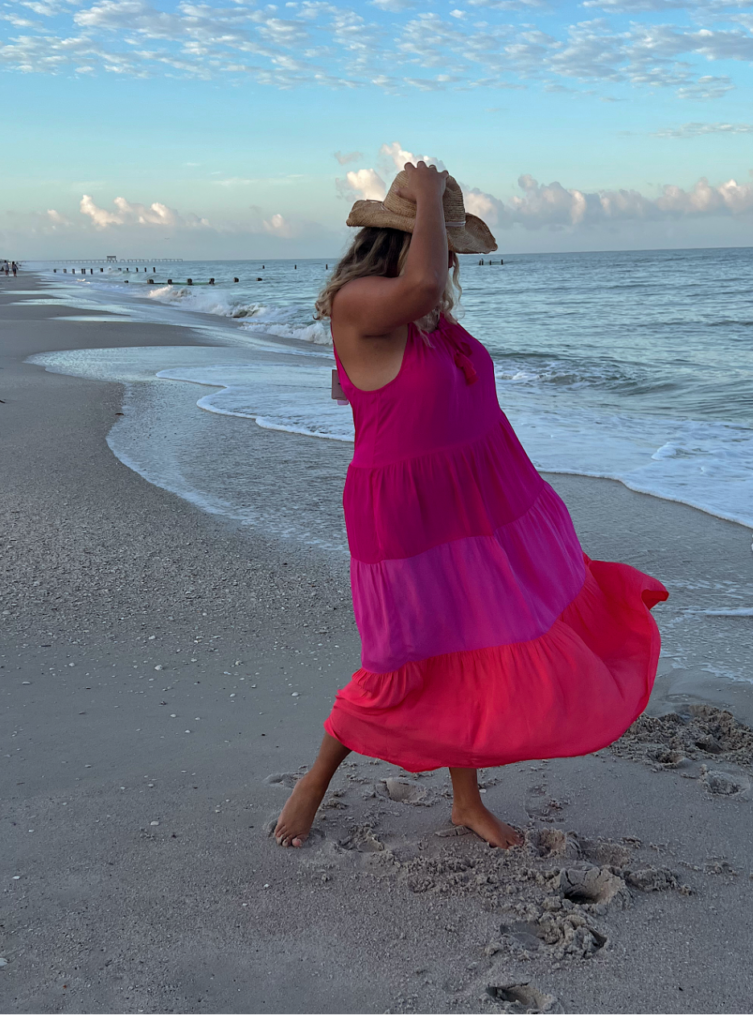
[2,0,753,257]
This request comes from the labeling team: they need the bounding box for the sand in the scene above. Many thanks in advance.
[1,273,752,1015]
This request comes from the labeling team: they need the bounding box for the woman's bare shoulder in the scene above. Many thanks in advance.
[334,275,390,309]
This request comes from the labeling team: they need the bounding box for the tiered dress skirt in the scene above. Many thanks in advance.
[324,319,667,772]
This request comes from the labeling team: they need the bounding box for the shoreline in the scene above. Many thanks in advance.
[6,272,753,720]
[2,272,753,1014]
[29,266,753,531]
[16,272,753,711]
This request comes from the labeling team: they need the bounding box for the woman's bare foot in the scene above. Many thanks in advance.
[271,734,351,848]
[448,766,522,849]
[451,801,523,849]
[273,772,328,847]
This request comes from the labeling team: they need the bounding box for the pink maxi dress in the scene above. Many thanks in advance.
[324,315,668,772]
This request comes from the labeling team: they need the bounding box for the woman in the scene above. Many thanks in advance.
[274,161,667,849]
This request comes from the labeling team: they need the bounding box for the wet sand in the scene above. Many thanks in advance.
[2,274,752,1014]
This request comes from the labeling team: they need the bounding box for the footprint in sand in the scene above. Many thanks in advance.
[380,777,430,805]
[645,745,688,768]
[528,828,580,859]
[623,866,680,892]
[700,765,750,797]
[579,838,633,867]
[524,785,566,822]
[485,982,563,1014]
[558,866,630,908]
[539,913,608,959]
[263,772,300,790]
[339,824,386,853]
[612,705,753,773]
[534,833,681,895]
[321,789,349,810]
[492,906,609,962]
[539,837,684,896]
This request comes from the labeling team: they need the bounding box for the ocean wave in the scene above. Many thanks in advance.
[239,318,331,345]
[694,608,753,616]
[494,355,637,391]
[143,285,333,345]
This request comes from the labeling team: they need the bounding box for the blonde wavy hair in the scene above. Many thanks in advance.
[314,227,461,337]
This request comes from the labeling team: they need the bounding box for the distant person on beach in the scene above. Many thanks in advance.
[2,261,8,276]
[11,261,17,276]
[273,161,668,849]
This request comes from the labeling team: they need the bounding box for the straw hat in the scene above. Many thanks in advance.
[346,169,497,255]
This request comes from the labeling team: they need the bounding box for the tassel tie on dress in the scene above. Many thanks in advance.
[436,316,476,383]
[437,318,478,385]
[453,342,478,385]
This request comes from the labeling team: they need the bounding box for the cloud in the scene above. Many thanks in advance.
[463,187,505,223]
[1,13,37,27]
[498,176,654,227]
[0,205,78,240]
[336,168,387,200]
[583,0,753,10]
[380,141,446,172]
[676,75,735,100]
[19,0,77,14]
[4,190,338,255]
[334,150,363,165]
[369,0,415,9]
[462,172,753,230]
[80,194,122,227]
[467,0,546,8]
[80,194,210,229]
[262,212,296,237]
[335,143,448,202]
[1,0,749,99]
[47,209,72,227]
[656,175,753,215]
[653,120,753,137]
[342,139,751,236]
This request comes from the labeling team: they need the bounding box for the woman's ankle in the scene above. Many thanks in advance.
[299,767,333,792]
[452,796,484,817]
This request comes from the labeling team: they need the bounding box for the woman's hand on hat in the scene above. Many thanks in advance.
[395,161,448,205]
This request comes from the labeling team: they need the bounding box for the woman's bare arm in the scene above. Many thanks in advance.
[332,162,450,389]
[334,162,449,337]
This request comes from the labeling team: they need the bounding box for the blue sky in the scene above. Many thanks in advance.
[2,0,753,257]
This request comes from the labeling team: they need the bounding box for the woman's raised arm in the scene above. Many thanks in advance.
[333,162,450,339]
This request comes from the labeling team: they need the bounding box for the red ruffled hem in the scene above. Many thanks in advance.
[324,556,668,772]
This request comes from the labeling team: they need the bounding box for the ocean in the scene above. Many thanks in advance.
[27,247,753,539]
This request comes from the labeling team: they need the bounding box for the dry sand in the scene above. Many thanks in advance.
[1,274,752,1014]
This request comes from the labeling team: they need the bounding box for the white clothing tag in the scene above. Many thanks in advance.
[331,368,349,405]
